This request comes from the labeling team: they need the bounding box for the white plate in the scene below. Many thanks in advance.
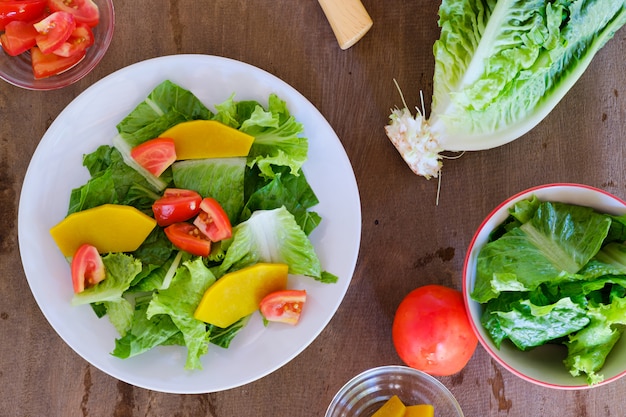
[18,55,362,394]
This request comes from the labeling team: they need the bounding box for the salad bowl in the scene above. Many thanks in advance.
[463,183,626,389]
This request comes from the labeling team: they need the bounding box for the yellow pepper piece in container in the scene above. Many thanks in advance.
[159,119,255,160]
[194,263,288,328]
[372,395,406,417]
[50,204,157,257]
[371,396,435,417]
[405,404,435,417]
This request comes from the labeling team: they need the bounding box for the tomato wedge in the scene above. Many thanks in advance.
[130,138,177,177]
[71,243,106,293]
[31,45,85,78]
[52,22,94,57]
[0,0,47,31]
[260,290,307,325]
[0,19,38,56]
[152,188,202,227]
[193,197,232,242]
[34,11,76,54]
[48,0,99,27]
[164,223,212,257]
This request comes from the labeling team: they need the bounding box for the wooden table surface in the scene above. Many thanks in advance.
[1,1,625,416]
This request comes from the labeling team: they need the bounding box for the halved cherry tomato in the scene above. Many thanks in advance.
[34,11,76,54]
[130,138,177,177]
[193,197,232,242]
[53,22,94,57]
[71,243,106,293]
[164,223,212,257]
[0,0,47,31]
[31,45,85,78]
[152,188,202,227]
[0,19,38,56]
[260,290,307,325]
[48,0,99,27]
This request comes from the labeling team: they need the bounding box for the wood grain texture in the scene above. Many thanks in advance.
[1,0,625,416]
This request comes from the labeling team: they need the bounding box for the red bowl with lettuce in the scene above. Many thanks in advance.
[463,184,626,389]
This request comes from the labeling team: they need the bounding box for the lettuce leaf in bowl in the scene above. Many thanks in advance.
[473,197,626,385]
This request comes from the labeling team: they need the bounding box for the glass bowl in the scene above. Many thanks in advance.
[325,365,464,417]
[463,183,626,389]
[0,0,114,90]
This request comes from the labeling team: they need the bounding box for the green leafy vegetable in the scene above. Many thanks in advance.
[385,0,626,178]
[473,196,626,385]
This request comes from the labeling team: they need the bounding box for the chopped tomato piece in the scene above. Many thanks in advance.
[34,11,76,54]
[260,290,307,325]
[0,19,38,56]
[31,45,85,78]
[0,0,47,31]
[152,188,202,227]
[164,223,212,257]
[130,138,177,177]
[53,22,94,57]
[193,197,232,242]
[48,0,99,27]
[71,243,106,293]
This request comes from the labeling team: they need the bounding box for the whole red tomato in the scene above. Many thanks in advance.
[392,284,477,376]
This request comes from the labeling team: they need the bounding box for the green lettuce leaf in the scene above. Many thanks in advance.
[72,253,143,305]
[111,295,182,360]
[472,201,611,303]
[116,80,212,147]
[241,95,308,178]
[216,206,327,281]
[172,157,246,223]
[565,296,626,385]
[242,166,321,235]
[68,146,161,215]
[146,258,216,370]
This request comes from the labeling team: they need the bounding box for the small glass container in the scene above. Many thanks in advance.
[325,365,464,417]
[0,0,115,90]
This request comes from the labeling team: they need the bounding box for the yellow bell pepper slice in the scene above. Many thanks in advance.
[159,119,254,160]
[50,204,157,257]
[194,263,288,328]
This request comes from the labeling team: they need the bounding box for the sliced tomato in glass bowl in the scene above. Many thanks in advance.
[193,197,232,242]
[260,290,307,325]
[34,11,76,54]
[31,45,85,79]
[164,222,212,257]
[71,243,105,293]
[152,188,202,227]
[48,0,99,27]
[0,0,47,31]
[0,19,38,56]
[52,23,94,57]
[130,137,177,177]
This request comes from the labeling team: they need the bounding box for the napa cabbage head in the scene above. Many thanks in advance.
[385,0,626,178]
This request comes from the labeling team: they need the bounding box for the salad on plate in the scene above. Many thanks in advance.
[49,79,336,370]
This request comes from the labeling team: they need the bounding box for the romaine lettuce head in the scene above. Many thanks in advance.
[386,0,626,178]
